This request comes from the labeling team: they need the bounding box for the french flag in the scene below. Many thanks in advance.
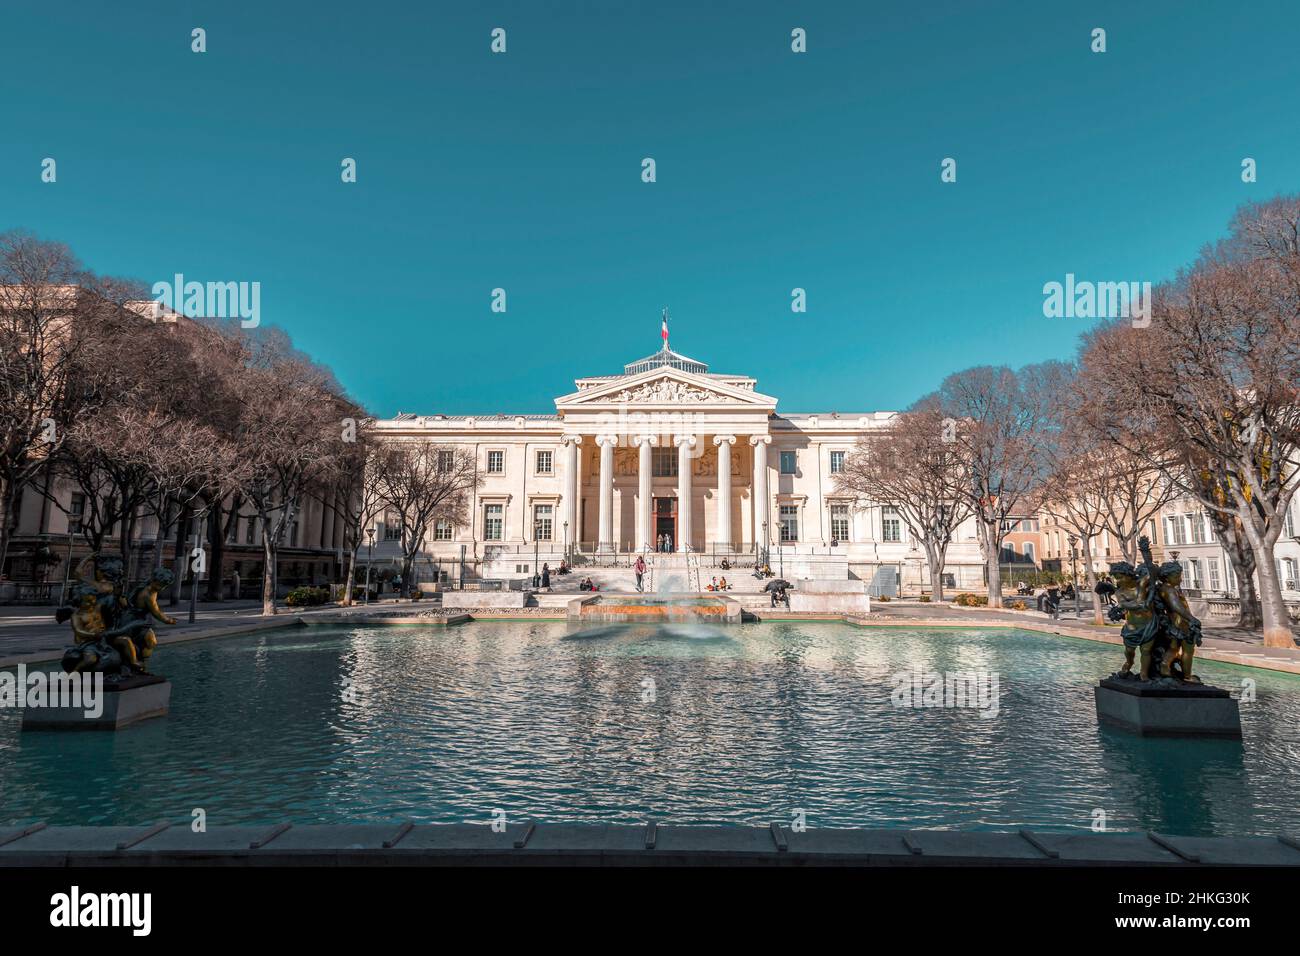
[661,310,669,345]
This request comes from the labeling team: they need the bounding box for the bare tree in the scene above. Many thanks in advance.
[221,324,353,614]
[932,362,1068,608]
[334,433,391,606]
[376,441,478,596]
[835,406,972,602]
[1078,196,1300,645]
[0,234,102,575]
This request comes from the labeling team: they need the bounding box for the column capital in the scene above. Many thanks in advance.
[673,434,697,448]
[713,434,736,446]
[561,434,583,446]
[632,434,658,447]
[748,434,771,446]
[595,434,619,448]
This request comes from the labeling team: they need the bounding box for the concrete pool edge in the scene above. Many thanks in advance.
[2,822,1298,867]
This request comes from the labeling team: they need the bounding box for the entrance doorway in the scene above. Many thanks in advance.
[653,497,676,552]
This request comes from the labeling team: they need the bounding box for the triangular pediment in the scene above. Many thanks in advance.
[555,367,777,410]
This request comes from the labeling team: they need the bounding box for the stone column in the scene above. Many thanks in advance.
[675,434,696,552]
[634,435,656,551]
[713,435,735,550]
[562,435,582,553]
[750,435,771,550]
[596,435,618,552]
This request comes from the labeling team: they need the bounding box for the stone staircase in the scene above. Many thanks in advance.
[546,555,773,595]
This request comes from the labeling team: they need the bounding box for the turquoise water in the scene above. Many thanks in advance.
[2,621,1299,835]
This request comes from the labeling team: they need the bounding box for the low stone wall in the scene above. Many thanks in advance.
[441,592,529,609]
[789,592,871,613]
[2,822,1295,867]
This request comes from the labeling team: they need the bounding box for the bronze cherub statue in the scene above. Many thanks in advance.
[1108,536,1203,684]
[56,555,175,679]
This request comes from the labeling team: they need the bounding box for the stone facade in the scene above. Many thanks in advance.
[370,345,988,593]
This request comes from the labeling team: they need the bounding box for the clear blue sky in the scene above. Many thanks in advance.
[3,1,1296,416]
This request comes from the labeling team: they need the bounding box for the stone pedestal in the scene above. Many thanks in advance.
[1094,676,1241,738]
[21,674,171,731]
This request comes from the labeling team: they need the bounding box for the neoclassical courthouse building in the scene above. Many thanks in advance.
[372,341,987,593]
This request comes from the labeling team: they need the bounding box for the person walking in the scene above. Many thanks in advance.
[1095,575,1116,606]
[541,563,551,591]
[634,554,646,592]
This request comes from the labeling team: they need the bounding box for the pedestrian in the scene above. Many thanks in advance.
[231,568,240,601]
[1095,575,1116,606]
[541,563,550,590]
[1045,584,1061,620]
[634,554,646,592]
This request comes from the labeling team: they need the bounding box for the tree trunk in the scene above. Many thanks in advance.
[1080,540,1104,625]
[982,520,1003,608]
[1251,540,1294,647]
[261,529,277,616]
[153,496,172,571]
[0,477,13,579]
[400,553,414,598]
[206,505,225,602]
[168,504,190,606]
[342,547,357,606]
[924,541,947,603]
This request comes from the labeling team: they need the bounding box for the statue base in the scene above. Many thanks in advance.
[1094,675,1241,738]
[21,674,171,731]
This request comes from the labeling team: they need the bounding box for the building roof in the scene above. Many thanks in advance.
[622,345,709,376]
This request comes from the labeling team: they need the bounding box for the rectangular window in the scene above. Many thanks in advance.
[1208,557,1221,591]
[535,450,553,474]
[437,450,455,473]
[484,504,503,541]
[830,503,850,541]
[534,504,553,541]
[829,450,845,474]
[1166,516,1185,546]
[383,515,401,541]
[882,505,901,543]
[68,493,85,536]
[245,516,256,544]
[1191,514,1205,544]
[486,450,504,474]
[652,448,678,477]
[434,519,453,541]
[779,504,798,542]
[779,451,797,475]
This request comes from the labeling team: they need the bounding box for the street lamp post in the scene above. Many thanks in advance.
[364,528,375,605]
[188,507,210,625]
[563,520,569,563]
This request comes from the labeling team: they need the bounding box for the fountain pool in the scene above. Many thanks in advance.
[2,619,1299,835]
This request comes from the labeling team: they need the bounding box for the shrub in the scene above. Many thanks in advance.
[1010,600,1027,611]
[877,595,891,602]
[918,595,931,603]
[285,586,330,607]
[954,593,989,607]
